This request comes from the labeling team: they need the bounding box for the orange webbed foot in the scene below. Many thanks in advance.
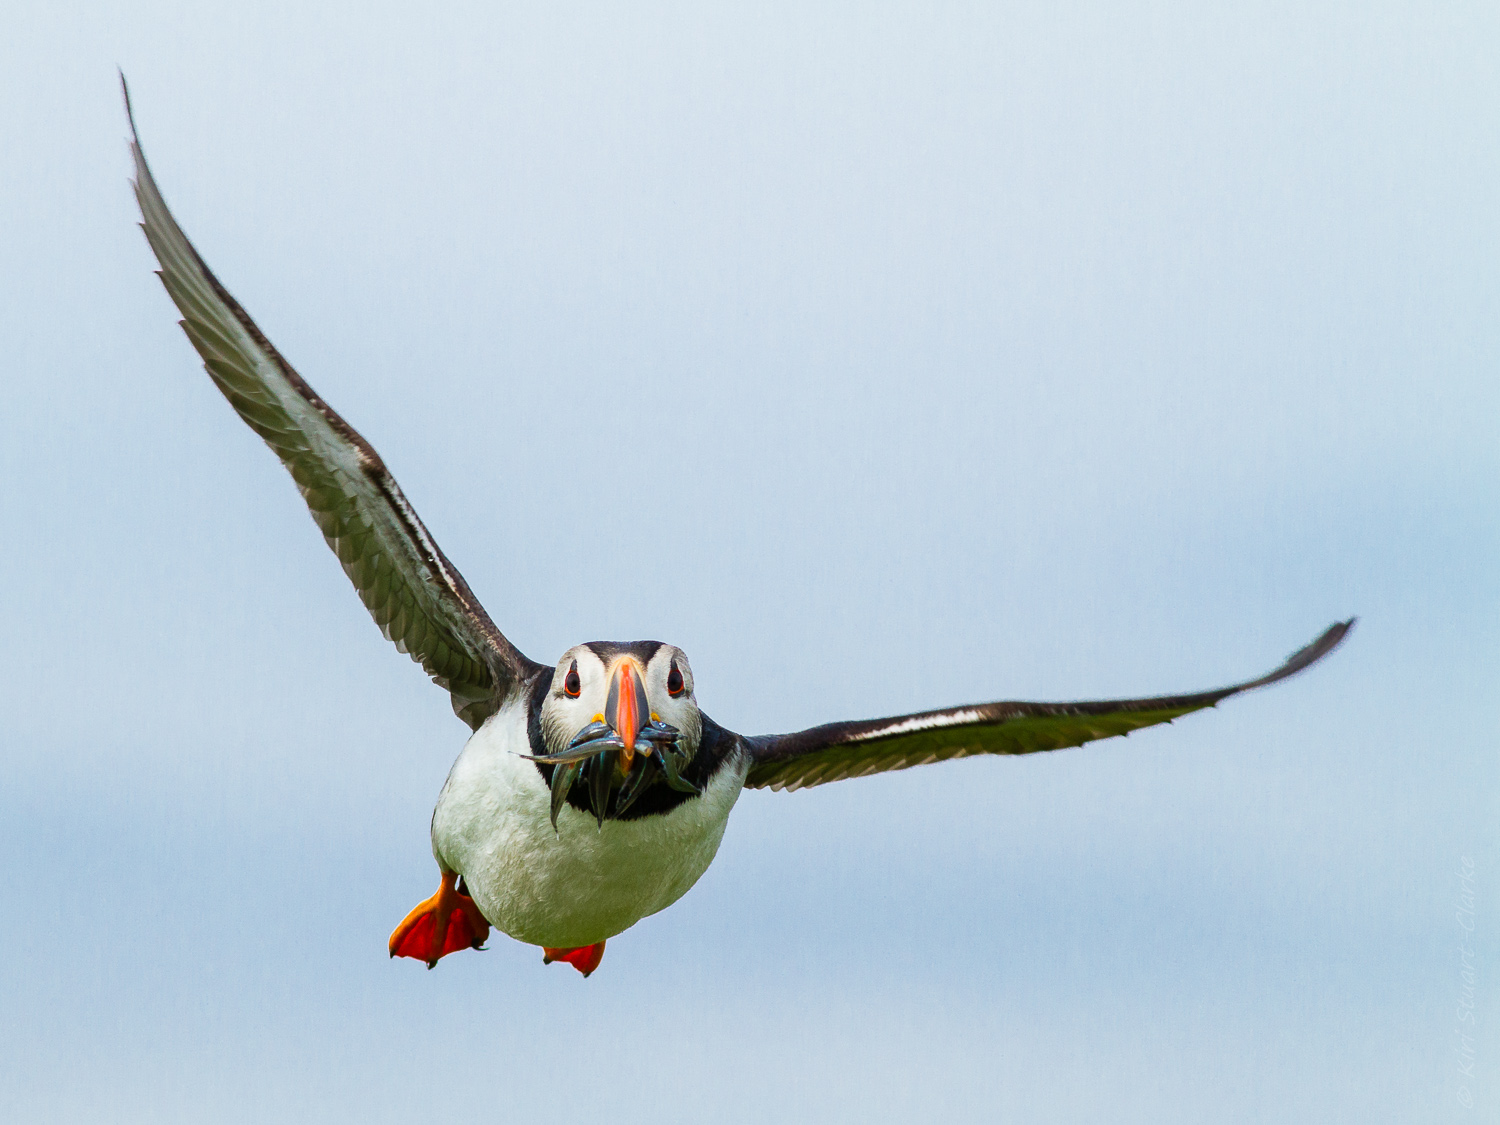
[542,941,606,977]
[389,871,491,968]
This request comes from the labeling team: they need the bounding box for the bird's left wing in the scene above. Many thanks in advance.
[126,80,544,728]
[743,620,1352,791]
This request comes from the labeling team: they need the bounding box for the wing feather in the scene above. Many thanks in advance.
[745,621,1352,791]
[125,80,541,728]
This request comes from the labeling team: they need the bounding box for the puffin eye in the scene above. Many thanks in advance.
[564,661,581,697]
[666,661,685,697]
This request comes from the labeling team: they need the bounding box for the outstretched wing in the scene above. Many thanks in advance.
[126,80,542,728]
[744,621,1352,791]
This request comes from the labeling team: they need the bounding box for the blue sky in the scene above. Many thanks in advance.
[2,4,1496,1121]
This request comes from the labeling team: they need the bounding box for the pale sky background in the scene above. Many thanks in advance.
[2,3,1496,1122]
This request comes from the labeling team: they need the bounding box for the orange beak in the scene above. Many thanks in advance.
[604,659,647,775]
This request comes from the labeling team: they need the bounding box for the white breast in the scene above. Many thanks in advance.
[430,695,748,948]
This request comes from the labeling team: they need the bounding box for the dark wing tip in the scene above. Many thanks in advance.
[122,73,154,200]
[1237,618,1355,694]
[121,71,140,144]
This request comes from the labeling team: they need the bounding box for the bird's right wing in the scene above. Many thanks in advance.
[127,80,543,728]
[744,621,1352,791]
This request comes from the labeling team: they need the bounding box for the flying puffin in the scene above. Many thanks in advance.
[125,84,1352,977]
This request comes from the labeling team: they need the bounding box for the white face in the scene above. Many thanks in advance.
[538,642,701,757]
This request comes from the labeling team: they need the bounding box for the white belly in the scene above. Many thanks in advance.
[430,697,748,948]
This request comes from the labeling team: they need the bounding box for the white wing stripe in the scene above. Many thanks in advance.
[849,708,987,743]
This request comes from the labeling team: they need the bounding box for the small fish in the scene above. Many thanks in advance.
[524,733,625,765]
[548,760,583,831]
[657,743,699,794]
[613,754,662,818]
[588,750,614,827]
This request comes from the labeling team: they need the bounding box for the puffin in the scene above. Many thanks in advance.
[125,83,1352,977]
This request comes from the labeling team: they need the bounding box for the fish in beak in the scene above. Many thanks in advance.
[526,656,697,828]
[604,659,647,777]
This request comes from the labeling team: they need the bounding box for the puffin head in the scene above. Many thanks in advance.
[532,641,702,827]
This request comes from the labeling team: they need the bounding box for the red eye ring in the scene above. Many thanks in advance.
[666,662,685,697]
[564,660,581,697]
